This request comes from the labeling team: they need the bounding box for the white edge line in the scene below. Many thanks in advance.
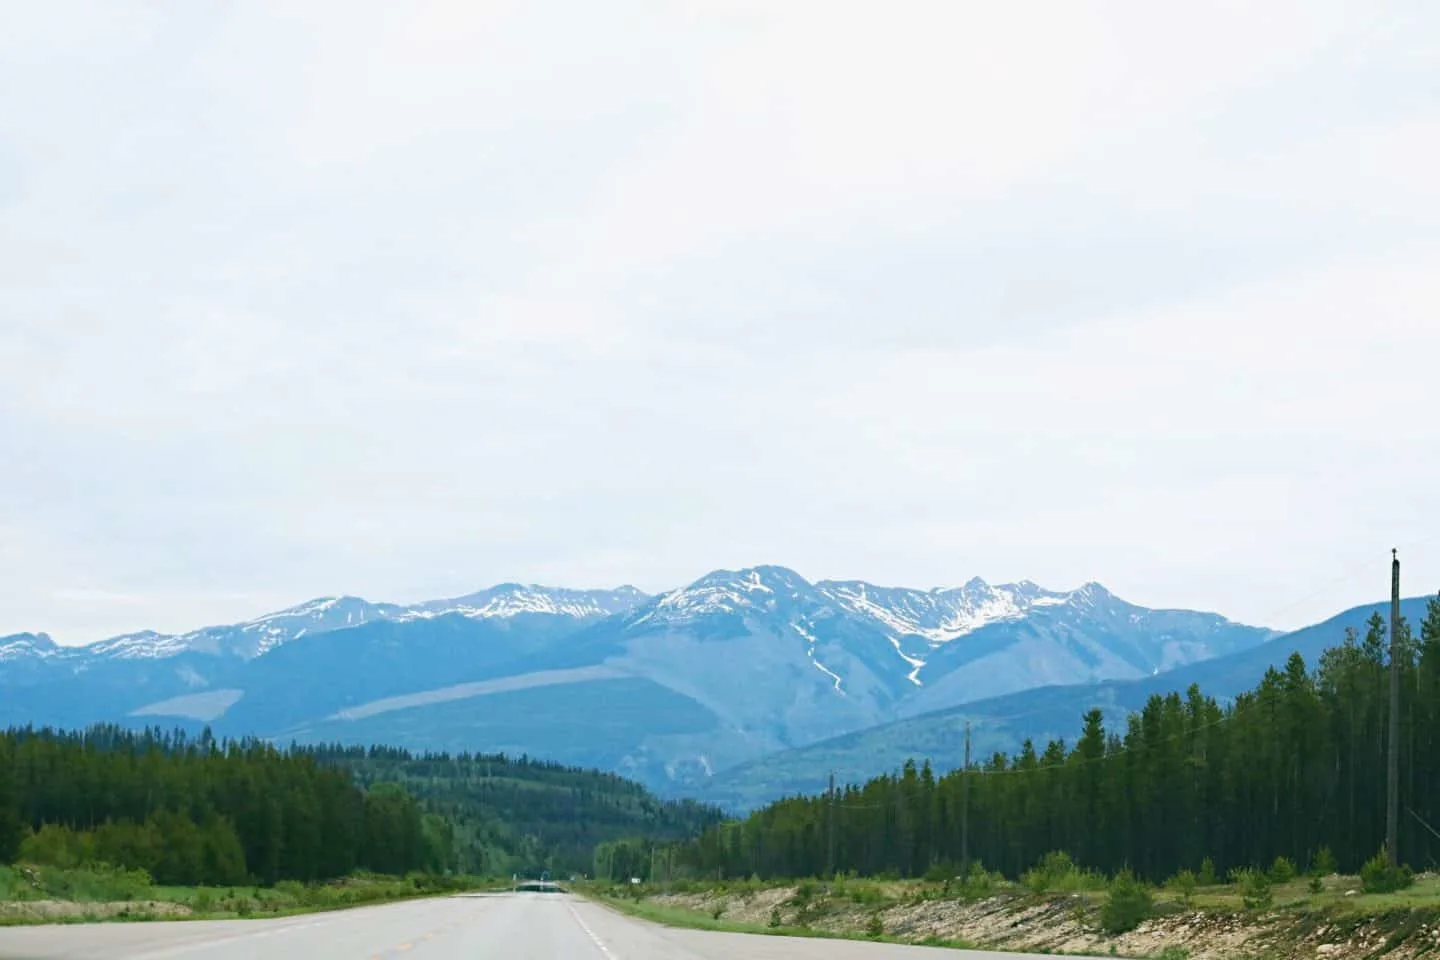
[568,903,619,959]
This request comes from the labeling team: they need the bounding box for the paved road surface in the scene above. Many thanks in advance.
[0,892,1080,959]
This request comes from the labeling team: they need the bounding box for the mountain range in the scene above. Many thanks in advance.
[0,566,1278,801]
[698,594,1437,809]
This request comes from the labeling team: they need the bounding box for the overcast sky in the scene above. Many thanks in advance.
[2,1,1438,644]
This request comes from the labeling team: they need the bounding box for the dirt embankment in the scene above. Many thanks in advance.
[651,887,1440,959]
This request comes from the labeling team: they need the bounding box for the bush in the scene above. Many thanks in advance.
[34,864,153,903]
[790,881,821,927]
[274,880,307,902]
[1040,850,1076,874]
[1023,850,1101,894]
[1269,856,1297,884]
[768,906,782,928]
[923,861,954,883]
[1166,868,1197,906]
[1308,874,1324,894]
[1311,846,1338,878]
[845,882,888,906]
[1197,858,1217,887]
[961,870,995,900]
[866,913,884,938]
[1101,869,1153,935]
[1360,848,1414,894]
[19,824,90,869]
[951,862,1002,901]
[1233,868,1272,911]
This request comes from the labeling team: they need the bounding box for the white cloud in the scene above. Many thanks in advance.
[1,1,1437,642]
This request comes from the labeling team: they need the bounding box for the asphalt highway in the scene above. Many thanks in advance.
[0,892,1083,959]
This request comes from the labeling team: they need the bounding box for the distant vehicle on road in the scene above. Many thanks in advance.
[513,879,565,894]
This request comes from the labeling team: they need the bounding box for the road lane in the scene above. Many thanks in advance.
[0,892,1087,959]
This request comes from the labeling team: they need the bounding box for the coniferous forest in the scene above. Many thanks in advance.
[676,597,1440,884]
[0,726,722,886]
[303,745,723,876]
[0,726,442,885]
[0,728,440,886]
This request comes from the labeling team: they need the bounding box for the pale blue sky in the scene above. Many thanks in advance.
[2,1,1438,643]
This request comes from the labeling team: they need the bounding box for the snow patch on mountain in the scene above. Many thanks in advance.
[816,579,1072,646]
[0,633,59,662]
[810,654,845,693]
[406,584,643,622]
[635,566,804,627]
[88,631,192,661]
[885,636,927,686]
[617,567,1167,692]
[10,585,648,665]
[793,621,845,693]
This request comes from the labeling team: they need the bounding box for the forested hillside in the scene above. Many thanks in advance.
[677,596,1440,883]
[0,726,717,886]
[0,726,441,885]
[304,745,723,876]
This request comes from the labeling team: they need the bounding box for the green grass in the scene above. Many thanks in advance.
[611,871,1440,918]
[586,872,1440,958]
[1162,873,1440,916]
[587,890,978,950]
[0,865,503,926]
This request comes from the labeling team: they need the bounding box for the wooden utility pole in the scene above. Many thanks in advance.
[827,771,837,878]
[962,721,971,883]
[1388,549,1402,866]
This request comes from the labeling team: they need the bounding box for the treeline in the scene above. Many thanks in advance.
[677,596,1440,884]
[593,836,684,884]
[303,745,723,876]
[0,726,446,885]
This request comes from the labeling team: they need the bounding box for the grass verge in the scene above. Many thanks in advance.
[588,890,979,950]
[0,864,503,926]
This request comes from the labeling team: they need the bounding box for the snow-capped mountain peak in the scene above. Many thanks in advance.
[87,630,190,661]
[1067,581,1116,608]
[817,578,1030,646]
[409,584,648,621]
[813,577,1123,648]
[0,632,59,662]
[197,595,402,659]
[634,566,810,626]
[11,585,648,665]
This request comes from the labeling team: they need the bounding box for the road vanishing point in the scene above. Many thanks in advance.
[0,891,1093,959]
